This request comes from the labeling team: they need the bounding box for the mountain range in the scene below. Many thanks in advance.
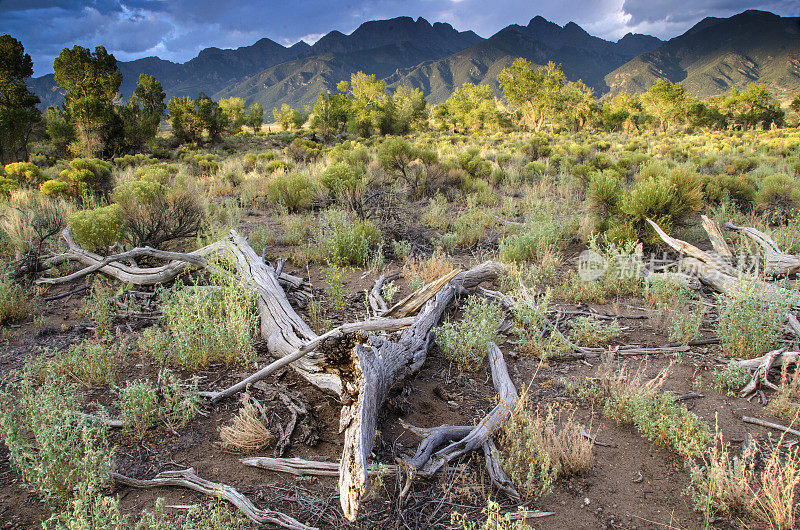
[28,10,800,113]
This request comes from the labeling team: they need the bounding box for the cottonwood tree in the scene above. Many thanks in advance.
[247,102,263,131]
[641,79,688,132]
[435,82,500,132]
[219,97,246,133]
[53,45,122,157]
[722,84,784,130]
[167,93,227,144]
[0,34,41,164]
[116,74,166,152]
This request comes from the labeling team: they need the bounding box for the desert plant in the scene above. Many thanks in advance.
[500,399,593,497]
[436,296,503,370]
[28,338,119,388]
[219,395,274,453]
[0,277,32,324]
[451,499,533,530]
[716,284,795,358]
[568,315,621,346]
[316,209,382,266]
[67,203,123,253]
[117,379,159,440]
[265,171,315,213]
[712,362,752,396]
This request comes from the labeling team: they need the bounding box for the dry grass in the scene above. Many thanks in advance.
[688,425,800,529]
[219,396,274,453]
[766,365,800,422]
[499,395,593,497]
[403,251,455,285]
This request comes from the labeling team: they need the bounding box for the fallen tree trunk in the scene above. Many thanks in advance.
[240,456,399,478]
[112,468,314,529]
[337,261,506,520]
[724,221,800,277]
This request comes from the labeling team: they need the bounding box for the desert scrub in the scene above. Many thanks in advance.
[598,365,711,458]
[712,362,752,396]
[645,274,694,308]
[316,209,382,266]
[117,370,199,439]
[28,337,120,388]
[151,269,258,369]
[499,216,566,263]
[219,395,274,453]
[668,302,707,344]
[765,364,800,422]
[451,499,533,530]
[511,288,568,358]
[500,400,593,497]
[559,239,643,304]
[568,315,621,346]
[716,284,795,358]
[0,277,32,324]
[67,203,123,253]
[82,280,115,334]
[265,171,316,212]
[0,374,113,506]
[322,264,350,311]
[436,296,503,370]
[686,429,800,529]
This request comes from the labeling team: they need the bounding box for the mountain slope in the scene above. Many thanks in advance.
[605,10,800,101]
[384,19,663,103]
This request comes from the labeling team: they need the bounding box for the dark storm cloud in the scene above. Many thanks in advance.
[1,0,798,76]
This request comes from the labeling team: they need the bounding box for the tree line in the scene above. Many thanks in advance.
[3,33,800,166]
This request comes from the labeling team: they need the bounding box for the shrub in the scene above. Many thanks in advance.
[511,289,567,357]
[0,176,18,198]
[716,284,794,358]
[499,218,566,263]
[59,158,113,196]
[29,338,118,388]
[452,500,533,530]
[568,315,621,346]
[0,277,32,324]
[756,173,800,220]
[316,209,382,266]
[1,189,71,256]
[0,374,113,506]
[112,181,204,248]
[117,379,159,440]
[39,179,71,197]
[587,169,622,219]
[500,400,593,497]
[265,171,315,213]
[116,370,199,440]
[4,162,43,186]
[712,362,752,396]
[284,138,321,163]
[67,204,123,253]
[436,296,503,370]
[668,303,707,344]
[153,270,258,369]
[320,162,367,213]
[378,137,427,195]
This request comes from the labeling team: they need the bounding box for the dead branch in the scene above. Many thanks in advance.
[383,268,461,318]
[740,346,787,396]
[112,468,315,529]
[738,350,799,371]
[724,221,800,276]
[240,456,399,477]
[742,416,800,437]
[368,272,400,315]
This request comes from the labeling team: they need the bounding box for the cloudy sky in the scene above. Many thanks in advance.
[1,0,798,76]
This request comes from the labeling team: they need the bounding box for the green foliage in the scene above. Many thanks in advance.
[117,379,159,439]
[568,315,621,346]
[40,178,71,197]
[0,35,40,165]
[500,402,593,497]
[436,296,503,370]
[668,303,707,344]
[284,138,321,163]
[320,162,367,212]
[322,264,350,312]
[756,173,800,220]
[712,363,752,396]
[0,374,113,506]
[116,370,199,440]
[272,103,306,130]
[151,270,258,369]
[716,284,795,358]
[499,217,566,263]
[265,171,316,213]
[452,500,533,530]
[4,162,42,185]
[29,338,119,388]
[168,93,227,144]
[0,276,32,324]
[437,82,502,132]
[67,203,123,253]
[316,209,382,266]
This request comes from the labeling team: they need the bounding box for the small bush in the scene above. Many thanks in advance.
[117,379,159,440]
[436,296,503,370]
[499,218,566,263]
[117,370,199,440]
[500,400,593,497]
[152,269,258,369]
[59,158,114,196]
[756,173,800,220]
[0,277,32,324]
[712,362,752,396]
[716,284,794,358]
[29,338,118,388]
[4,162,43,186]
[265,171,316,213]
[68,204,123,253]
[568,315,621,346]
[316,209,382,266]
[0,374,113,506]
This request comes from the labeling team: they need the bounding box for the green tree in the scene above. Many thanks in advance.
[602,93,643,132]
[641,79,688,132]
[436,83,500,132]
[45,106,74,157]
[722,84,784,130]
[0,34,41,164]
[53,45,122,157]
[498,59,575,131]
[309,92,350,139]
[247,102,263,131]
[391,85,427,134]
[790,93,800,115]
[218,97,246,133]
[167,93,227,144]
[273,103,305,130]
[131,74,166,140]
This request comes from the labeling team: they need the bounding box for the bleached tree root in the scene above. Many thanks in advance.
[112,468,315,529]
[739,346,787,396]
[400,343,520,502]
[337,262,507,520]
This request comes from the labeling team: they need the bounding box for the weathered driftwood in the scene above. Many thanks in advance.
[724,221,800,277]
[367,272,400,315]
[112,468,314,530]
[383,268,461,318]
[740,346,787,396]
[338,261,506,520]
[401,343,520,502]
[201,317,415,404]
[701,214,733,261]
[646,218,738,276]
[240,456,399,477]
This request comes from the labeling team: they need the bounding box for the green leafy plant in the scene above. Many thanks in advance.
[568,315,621,346]
[436,296,503,370]
[716,284,795,358]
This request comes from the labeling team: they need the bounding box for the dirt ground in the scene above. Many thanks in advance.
[0,243,790,530]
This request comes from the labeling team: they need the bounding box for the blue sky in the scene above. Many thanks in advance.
[1,0,798,75]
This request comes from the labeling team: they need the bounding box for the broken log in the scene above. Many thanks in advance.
[338,261,506,520]
[240,456,399,478]
[112,468,314,529]
[724,221,800,277]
